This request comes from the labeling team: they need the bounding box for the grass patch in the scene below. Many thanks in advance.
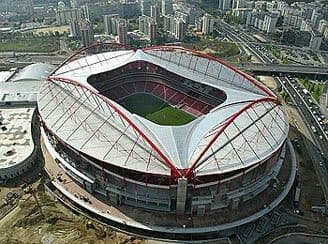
[120,93,195,126]
[0,36,60,52]
[266,45,281,59]
[299,79,324,102]
[30,25,69,35]
[182,39,240,59]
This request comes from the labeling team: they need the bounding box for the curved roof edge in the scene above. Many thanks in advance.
[13,63,54,82]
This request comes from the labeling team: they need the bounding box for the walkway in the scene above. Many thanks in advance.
[42,132,297,239]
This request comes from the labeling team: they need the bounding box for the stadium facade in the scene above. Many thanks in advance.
[38,44,289,216]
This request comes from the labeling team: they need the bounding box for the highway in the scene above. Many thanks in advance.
[217,20,328,204]
[236,63,328,76]
[278,76,328,202]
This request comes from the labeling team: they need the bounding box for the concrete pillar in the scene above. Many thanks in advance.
[176,177,187,214]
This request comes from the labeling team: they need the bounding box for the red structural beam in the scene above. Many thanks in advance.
[183,96,281,179]
[142,45,274,97]
[50,42,136,76]
[48,76,183,177]
[48,44,280,179]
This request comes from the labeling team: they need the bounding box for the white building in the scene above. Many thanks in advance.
[263,13,279,33]
[162,0,173,16]
[232,8,252,23]
[151,4,161,23]
[56,8,82,25]
[81,4,89,20]
[118,20,128,45]
[139,15,158,42]
[80,19,94,47]
[201,14,215,35]
[141,0,152,17]
[324,27,328,40]
[104,14,119,35]
[150,22,158,43]
[318,20,328,34]
[309,34,323,50]
[139,15,152,36]
[69,19,80,38]
[174,18,186,41]
[163,14,174,33]
[222,0,233,10]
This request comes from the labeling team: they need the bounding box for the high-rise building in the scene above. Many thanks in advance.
[311,12,323,28]
[318,20,328,34]
[139,15,158,42]
[201,14,214,35]
[104,14,120,35]
[233,0,245,9]
[151,4,161,23]
[70,0,80,8]
[174,18,186,41]
[232,0,238,9]
[263,13,278,33]
[222,0,233,10]
[139,15,152,35]
[163,14,174,33]
[56,8,82,25]
[150,22,158,43]
[218,0,223,10]
[175,11,189,25]
[162,0,173,16]
[141,0,152,17]
[26,0,34,15]
[80,19,94,47]
[58,1,66,11]
[323,28,328,40]
[69,19,81,38]
[118,20,128,45]
[309,34,323,50]
[81,4,90,20]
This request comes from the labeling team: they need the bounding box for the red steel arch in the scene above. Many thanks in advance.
[48,44,282,180]
[47,76,183,177]
[142,45,274,97]
[183,96,281,179]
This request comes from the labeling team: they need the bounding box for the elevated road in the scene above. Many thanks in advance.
[236,63,328,76]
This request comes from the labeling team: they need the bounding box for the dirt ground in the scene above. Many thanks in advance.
[31,25,70,35]
[258,76,278,91]
[0,171,145,244]
[285,105,327,222]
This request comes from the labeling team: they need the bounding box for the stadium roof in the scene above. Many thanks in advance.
[0,63,54,105]
[12,63,54,82]
[38,45,289,178]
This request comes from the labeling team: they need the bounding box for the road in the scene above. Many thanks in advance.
[236,63,328,76]
[278,76,328,202]
[217,19,328,204]
[269,232,328,244]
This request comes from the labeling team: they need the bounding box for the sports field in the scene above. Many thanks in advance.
[120,93,195,125]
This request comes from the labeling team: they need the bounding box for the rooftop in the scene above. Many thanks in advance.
[0,71,15,83]
[0,63,54,105]
[39,46,289,177]
[0,107,35,169]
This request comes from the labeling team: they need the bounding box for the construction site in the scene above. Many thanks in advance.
[0,167,145,244]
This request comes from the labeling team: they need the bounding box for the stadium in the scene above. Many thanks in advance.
[38,43,291,220]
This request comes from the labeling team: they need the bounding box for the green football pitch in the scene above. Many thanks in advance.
[120,93,195,126]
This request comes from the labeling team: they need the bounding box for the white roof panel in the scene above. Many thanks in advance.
[38,48,289,177]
